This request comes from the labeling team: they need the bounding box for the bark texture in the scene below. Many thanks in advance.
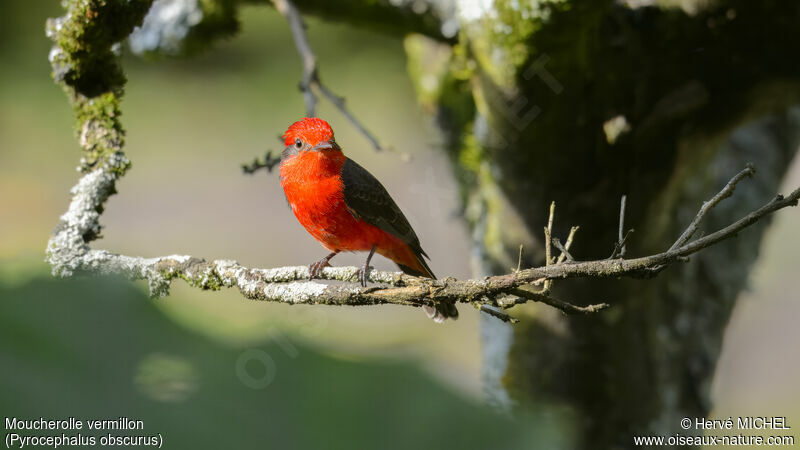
[403,0,800,446]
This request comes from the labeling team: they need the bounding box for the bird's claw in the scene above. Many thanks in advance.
[309,259,330,279]
[358,265,373,287]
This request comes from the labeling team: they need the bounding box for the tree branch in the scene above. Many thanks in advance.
[608,194,631,259]
[475,304,520,324]
[241,150,281,174]
[44,1,800,324]
[266,0,457,43]
[47,152,800,322]
[668,164,755,251]
[273,0,386,152]
[509,288,610,315]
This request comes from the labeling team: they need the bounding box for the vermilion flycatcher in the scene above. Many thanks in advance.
[279,118,458,322]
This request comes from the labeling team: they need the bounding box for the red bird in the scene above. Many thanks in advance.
[279,118,458,322]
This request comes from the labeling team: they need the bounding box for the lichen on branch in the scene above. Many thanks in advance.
[47,147,800,320]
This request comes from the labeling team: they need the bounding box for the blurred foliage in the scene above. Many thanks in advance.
[129,0,239,57]
[0,276,573,449]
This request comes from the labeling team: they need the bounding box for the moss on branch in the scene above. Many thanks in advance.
[46,0,153,171]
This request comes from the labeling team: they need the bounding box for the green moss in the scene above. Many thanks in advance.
[457,131,485,175]
[51,0,152,93]
[47,0,154,170]
[200,274,223,291]
[174,269,223,291]
[465,0,570,88]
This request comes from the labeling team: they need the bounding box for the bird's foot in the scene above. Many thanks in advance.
[358,265,373,287]
[309,259,331,279]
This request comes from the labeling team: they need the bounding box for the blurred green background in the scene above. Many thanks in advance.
[1,1,798,448]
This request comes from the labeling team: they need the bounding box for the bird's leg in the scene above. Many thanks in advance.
[309,251,338,279]
[358,246,376,287]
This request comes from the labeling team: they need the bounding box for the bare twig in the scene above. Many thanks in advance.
[544,201,555,265]
[556,226,579,264]
[669,164,755,251]
[608,195,635,259]
[532,225,579,289]
[552,238,574,262]
[510,288,610,315]
[608,229,634,259]
[315,82,387,154]
[272,0,317,116]
[618,195,627,256]
[273,0,387,153]
[476,304,520,324]
[542,202,556,292]
[241,151,281,174]
[639,164,756,274]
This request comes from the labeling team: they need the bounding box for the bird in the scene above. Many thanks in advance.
[279,118,458,322]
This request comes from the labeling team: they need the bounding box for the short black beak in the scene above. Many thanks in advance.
[312,140,339,152]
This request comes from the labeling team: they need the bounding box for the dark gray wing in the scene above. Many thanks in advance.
[341,158,425,256]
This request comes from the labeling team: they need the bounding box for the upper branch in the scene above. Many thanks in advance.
[274,0,386,152]
[46,0,153,170]
[267,0,457,43]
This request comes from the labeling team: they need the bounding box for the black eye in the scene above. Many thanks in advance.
[294,138,303,149]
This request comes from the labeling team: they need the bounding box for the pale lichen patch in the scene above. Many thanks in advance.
[262,282,328,304]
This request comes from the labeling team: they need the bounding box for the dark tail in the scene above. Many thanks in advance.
[397,253,459,323]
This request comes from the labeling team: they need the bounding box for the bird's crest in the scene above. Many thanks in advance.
[283,117,334,147]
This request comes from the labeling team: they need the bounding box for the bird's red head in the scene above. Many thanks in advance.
[283,117,336,150]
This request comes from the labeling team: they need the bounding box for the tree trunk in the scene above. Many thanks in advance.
[405,1,800,447]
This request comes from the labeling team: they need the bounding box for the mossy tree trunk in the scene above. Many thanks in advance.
[404,0,800,447]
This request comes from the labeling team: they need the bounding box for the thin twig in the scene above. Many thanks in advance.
[556,226,579,264]
[315,82,387,153]
[273,0,388,153]
[542,202,556,292]
[552,238,574,262]
[537,222,578,288]
[669,164,755,251]
[607,195,634,259]
[618,195,627,257]
[545,201,555,265]
[476,304,520,323]
[272,0,317,116]
[608,229,634,259]
[510,288,610,315]
[241,151,281,174]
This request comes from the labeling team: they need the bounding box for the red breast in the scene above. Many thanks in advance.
[279,118,430,274]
